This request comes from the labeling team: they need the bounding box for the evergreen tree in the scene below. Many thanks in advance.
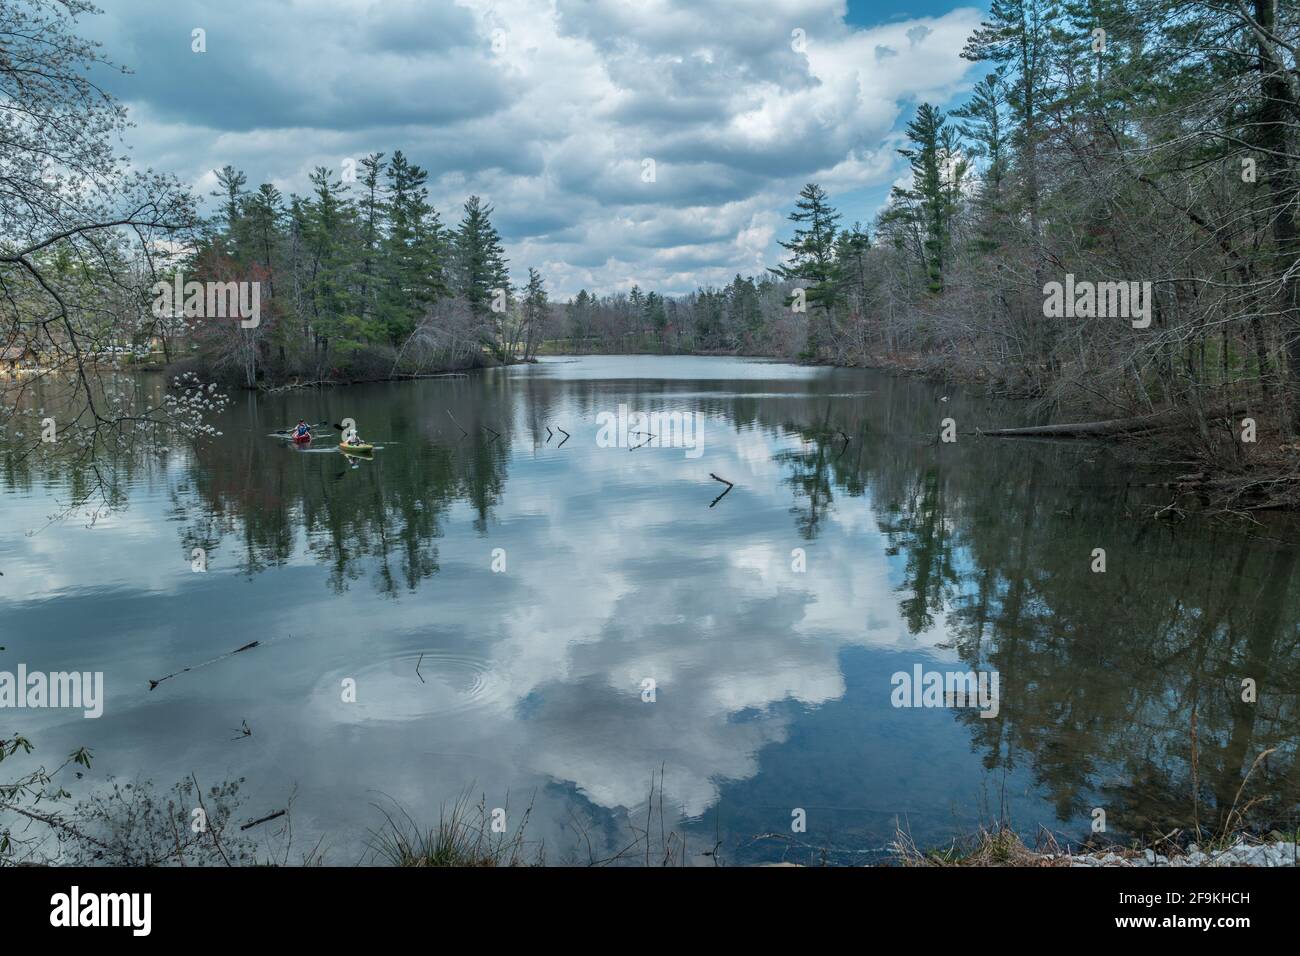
[951,71,1010,252]
[212,165,248,257]
[833,225,871,318]
[381,151,446,343]
[521,267,548,359]
[962,0,1058,237]
[885,104,966,294]
[770,182,841,356]
[357,152,386,327]
[568,289,593,349]
[303,165,360,357]
[454,196,508,316]
[642,290,667,342]
[727,274,762,348]
[244,183,283,298]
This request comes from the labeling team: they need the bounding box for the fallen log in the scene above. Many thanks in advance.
[983,406,1243,439]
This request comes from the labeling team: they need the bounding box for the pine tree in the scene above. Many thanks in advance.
[212,165,248,258]
[962,0,1058,237]
[727,274,762,348]
[833,225,871,318]
[244,183,283,297]
[521,267,548,359]
[453,195,510,350]
[643,290,667,341]
[885,104,967,294]
[770,182,841,356]
[951,71,1009,253]
[357,152,386,327]
[380,151,446,343]
[568,290,593,350]
[303,165,359,358]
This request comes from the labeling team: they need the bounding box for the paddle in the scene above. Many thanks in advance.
[333,423,380,447]
[271,420,329,435]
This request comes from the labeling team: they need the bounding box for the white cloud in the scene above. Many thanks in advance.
[95,0,983,298]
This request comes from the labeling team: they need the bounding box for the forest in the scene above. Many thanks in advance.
[187,4,1300,448]
[2,0,1299,881]
[4,0,1299,506]
[180,157,549,386]
[568,1,1300,414]
[553,0,1300,508]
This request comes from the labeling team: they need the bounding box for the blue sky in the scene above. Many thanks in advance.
[86,1,988,298]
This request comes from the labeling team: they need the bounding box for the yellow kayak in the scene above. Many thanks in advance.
[339,441,374,455]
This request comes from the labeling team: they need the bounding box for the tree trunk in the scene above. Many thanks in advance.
[984,405,1245,438]
[1252,0,1300,429]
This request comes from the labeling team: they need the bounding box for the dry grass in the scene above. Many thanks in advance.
[366,790,540,867]
[890,822,1075,867]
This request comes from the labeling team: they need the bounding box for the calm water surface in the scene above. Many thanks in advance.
[2,356,1298,864]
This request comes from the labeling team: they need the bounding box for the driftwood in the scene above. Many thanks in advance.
[708,473,734,508]
[149,640,261,690]
[240,809,287,832]
[1151,473,1300,491]
[983,406,1243,439]
[445,409,468,436]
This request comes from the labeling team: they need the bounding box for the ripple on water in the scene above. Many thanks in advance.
[316,650,507,724]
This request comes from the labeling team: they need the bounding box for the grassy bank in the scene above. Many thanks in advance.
[893,823,1299,868]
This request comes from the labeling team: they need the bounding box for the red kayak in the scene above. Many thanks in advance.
[293,433,312,445]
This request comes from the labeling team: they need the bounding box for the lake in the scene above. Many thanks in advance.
[2,355,1298,864]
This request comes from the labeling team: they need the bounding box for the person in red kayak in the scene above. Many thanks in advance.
[292,420,312,442]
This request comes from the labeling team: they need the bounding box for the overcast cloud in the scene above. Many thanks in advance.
[87,0,984,298]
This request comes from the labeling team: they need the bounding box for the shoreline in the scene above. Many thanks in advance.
[886,821,1299,868]
[148,346,1300,517]
[175,349,1300,516]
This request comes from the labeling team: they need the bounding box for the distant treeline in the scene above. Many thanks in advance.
[563,0,1300,509]
[183,2,1300,466]
[573,0,1300,428]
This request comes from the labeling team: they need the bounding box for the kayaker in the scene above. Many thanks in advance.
[293,420,312,440]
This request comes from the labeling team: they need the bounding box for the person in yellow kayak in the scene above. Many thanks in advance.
[340,424,370,452]
[340,428,371,468]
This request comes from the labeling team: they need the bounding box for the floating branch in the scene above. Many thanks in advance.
[416,653,425,684]
[149,640,261,690]
[240,809,287,832]
[545,426,553,442]
[708,473,734,508]
[446,409,468,436]
[630,430,656,450]
[556,426,570,448]
[483,424,501,442]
